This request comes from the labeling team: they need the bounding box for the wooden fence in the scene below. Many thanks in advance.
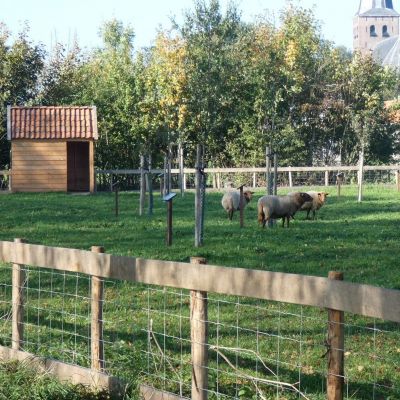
[96,164,400,191]
[0,239,400,399]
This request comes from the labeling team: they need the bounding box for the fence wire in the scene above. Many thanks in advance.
[142,287,400,400]
[0,263,399,399]
[95,167,399,193]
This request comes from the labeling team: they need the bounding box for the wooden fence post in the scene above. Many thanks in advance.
[12,238,26,350]
[91,246,105,372]
[190,257,208,400]
[396,169,400,192]
[327,271,344,400]
[325,168,329,187]
[289,167,293,188]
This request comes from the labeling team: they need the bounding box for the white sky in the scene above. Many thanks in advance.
[1,0,360,52]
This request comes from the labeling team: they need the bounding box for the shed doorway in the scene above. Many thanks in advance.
[67,142,90,192]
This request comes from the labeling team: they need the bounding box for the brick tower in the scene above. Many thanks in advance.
[353,0,400,55]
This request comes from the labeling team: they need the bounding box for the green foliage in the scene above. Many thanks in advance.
[0,1,399,170]
[0,360,115,399]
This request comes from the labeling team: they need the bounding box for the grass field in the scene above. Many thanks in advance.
[0,185,399,399]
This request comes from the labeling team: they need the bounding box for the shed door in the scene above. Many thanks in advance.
[67,142,90,191]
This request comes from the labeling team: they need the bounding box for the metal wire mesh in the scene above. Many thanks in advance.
[0,262,399,399]
[95,167,399,193]
[142,287,400,400]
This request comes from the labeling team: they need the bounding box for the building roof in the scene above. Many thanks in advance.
[7,106,98,141]
[373,35,400,67]
[357,0,400,16]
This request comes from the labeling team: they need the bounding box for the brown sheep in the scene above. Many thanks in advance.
[299,191,329,219]
[221,190,254,220]
[257,192,313,228]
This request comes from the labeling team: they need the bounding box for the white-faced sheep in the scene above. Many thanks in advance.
[221,190,254,220]
[257,192,313,228]
[299,191,329,219]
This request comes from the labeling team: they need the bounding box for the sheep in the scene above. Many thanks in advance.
[257,192,313,228]
[221,190,254,220]
[299,191,329,220]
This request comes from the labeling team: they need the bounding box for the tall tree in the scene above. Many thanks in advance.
[0,23,44,168]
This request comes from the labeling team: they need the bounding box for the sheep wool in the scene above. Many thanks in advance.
[299,191,329,219]
[221,190,254,220]
[257,192,313,228]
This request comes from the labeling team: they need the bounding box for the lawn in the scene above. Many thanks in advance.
[0,185,399,399]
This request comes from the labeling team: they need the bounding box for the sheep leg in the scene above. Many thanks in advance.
[228,209,234,220]
[312,210,316,220]
[306,209,311,220]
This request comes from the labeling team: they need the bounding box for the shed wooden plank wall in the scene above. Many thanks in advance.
[11,140,67,192]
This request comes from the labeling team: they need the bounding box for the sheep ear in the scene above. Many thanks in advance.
[325,193,329,196]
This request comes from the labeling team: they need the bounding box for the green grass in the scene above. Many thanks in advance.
[0,185,399,399]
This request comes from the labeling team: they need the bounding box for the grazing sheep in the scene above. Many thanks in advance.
[221,190,254,220]
[299,191,329,219]
[257,192,313,228]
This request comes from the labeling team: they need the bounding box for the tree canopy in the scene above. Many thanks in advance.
[1,1,399,170]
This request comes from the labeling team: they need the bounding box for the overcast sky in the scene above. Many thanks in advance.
[2,0,361,52]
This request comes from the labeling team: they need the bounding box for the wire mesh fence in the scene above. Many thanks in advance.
[142,287,400,400]
[1,256,399,400]
[95,166,400,193]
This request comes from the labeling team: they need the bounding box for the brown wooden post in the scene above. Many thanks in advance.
[190,257,208,400]
[327,271,344,400]
[12,238,26,350]
[91,246,105,372]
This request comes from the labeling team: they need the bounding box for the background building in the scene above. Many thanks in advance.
[353,0,400,55]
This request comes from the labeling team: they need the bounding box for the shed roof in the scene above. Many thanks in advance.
[7,106,98,140]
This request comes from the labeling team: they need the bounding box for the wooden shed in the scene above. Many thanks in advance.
[7,106,98,193]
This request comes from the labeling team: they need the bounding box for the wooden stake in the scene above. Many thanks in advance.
[140,155,146,216]
[91,246,105,372]
[12,238,26,350]
[327,271,344,400]
[195,145,204,247]
[147,155,153,216]
[273,153,278,195]
[190,257,208,400]
[397,170,400,192]
[167,200,173,246]
[114,185,119,218]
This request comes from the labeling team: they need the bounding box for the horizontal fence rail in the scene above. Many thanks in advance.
[94,165,400,192]
[2,165,399,192]
[0,241,399,322]
[1,240,400,399]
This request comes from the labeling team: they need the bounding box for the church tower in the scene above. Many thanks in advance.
[353,0,400,55]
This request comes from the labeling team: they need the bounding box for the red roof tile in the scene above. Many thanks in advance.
[7,106,98,140]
